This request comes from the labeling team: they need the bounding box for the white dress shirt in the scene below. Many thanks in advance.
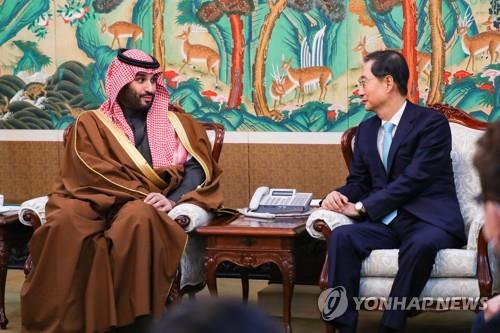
[376,101,407,161]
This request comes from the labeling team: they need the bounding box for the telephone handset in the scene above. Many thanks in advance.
[248,186,313,214]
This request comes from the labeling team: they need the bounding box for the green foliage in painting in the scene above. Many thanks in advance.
[56,0,93,27]
[27,12,52,40]
[0,0,50,46]
[130,0,152,52]
[12,41,51,75]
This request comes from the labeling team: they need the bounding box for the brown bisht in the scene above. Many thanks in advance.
[21,109,223,333]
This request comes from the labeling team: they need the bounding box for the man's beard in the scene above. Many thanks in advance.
[135,94,154,112]
[118,92,154,113]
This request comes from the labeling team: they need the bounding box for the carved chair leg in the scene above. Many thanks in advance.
[24,255,33,276]
[166,271,182,306]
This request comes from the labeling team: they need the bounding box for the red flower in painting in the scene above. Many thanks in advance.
[201,90,218,100]
[327,110,337,121]
[453,70,472,81]
[163,70,178,79]
[479,83,494,93]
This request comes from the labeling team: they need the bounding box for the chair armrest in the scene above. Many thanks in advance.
[18,196,48,230]
[306,209,354,239]
[477,225,493,297]
[168,203,211,232]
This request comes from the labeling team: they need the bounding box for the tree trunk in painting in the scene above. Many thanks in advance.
[227,14,244,109]
[427,0,445,105]
[401,0,418,103]
[153,0,165,70]
[252,0,288,118]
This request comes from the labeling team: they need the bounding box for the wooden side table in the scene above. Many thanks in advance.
[197,215,307,333]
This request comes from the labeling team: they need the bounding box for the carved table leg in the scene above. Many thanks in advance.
[241,268,249,303]
[280,252,294,333]
[0,227,10,329]
[204,253,219,296]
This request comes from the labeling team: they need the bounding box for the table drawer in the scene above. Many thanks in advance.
[206,235,292,250]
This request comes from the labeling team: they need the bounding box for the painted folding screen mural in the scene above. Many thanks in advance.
[0,0,498,132]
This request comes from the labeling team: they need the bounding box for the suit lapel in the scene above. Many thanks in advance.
[386,101,416,172]
[365,116,385,172]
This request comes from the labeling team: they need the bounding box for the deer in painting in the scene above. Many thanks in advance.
[457,10,500,72]
[270,64,297,108]
[101,20,143,49]
[353,35,431,80]
[353,35,372,59]
[281,59,332,105]
[176,27,220,84]
[481,16,494,32]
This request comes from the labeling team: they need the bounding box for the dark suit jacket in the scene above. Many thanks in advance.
[337,101,466,244]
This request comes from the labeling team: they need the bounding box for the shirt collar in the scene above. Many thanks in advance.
[381,100,407,127]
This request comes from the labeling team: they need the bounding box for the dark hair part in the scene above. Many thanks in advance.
[473,121,500,203]
[364,50,409,96]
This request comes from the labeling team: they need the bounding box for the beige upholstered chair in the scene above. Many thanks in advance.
[305,104,497,332]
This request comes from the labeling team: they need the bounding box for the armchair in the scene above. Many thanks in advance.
[20,106,224,304]
[306,104,497,332]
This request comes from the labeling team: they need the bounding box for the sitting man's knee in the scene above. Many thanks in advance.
[120,200,154,214]
[330,225,354,244]
[404,238,438,256]
[113,200,157,224]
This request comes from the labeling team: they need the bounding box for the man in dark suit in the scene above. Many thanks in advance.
[321,50,465,333]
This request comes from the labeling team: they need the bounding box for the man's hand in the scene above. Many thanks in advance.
[340,202,360,218]
[144,193,174,212]
[321,191,349,212]
[485,295,500,321]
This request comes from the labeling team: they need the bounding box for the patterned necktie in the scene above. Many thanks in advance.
[382,122,397,225]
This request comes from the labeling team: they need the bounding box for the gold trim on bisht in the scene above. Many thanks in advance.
[91,110,168,189]
[167,112,211,187]
[73,113,148,197]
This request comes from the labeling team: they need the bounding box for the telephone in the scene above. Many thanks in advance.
[248,186,313,214]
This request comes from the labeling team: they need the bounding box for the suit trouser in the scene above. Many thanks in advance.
[327,211,462,331]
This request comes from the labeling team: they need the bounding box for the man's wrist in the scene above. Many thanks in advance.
[354,201,366,216]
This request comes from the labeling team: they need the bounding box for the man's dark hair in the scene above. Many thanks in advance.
[473,121,500,203]
[150,298,282,333]
[364,50,409,96]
